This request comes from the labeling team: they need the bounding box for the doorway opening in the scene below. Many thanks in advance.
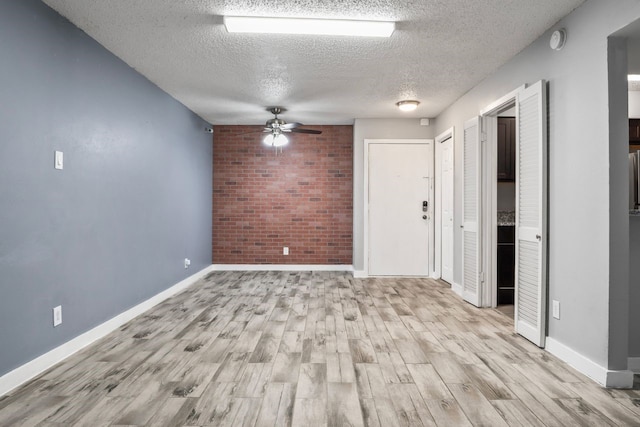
[435,128,455,287]
[496,109,516,318]
[477,82,548,348]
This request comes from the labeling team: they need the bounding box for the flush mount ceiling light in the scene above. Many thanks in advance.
[396,100,420,112]
[629,75,640,82]
[224,16,395,37]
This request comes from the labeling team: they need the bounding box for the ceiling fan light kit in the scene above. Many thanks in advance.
[224,16,395,38]
[260,107,322,152]
[263,133,289,147]
[396,100,420,112]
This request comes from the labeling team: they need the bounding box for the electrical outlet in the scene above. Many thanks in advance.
[184,258,191,269]
[552,300,560,319]
[283,247,289,255]
[53,305,62,327]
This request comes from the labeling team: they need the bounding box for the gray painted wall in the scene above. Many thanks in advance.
[352,119,435,272]
[434,0,640,368]
[0,0,212,377]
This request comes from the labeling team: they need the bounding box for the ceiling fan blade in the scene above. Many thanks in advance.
[281,122,303,129]
[290,128,322,134]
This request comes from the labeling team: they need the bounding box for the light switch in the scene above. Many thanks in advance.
[54,151,64,170]
[53,305,62,327]
[552,300,560,320]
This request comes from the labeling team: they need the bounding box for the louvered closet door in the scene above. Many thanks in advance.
[515,81,547,347]
[462,117,482,307]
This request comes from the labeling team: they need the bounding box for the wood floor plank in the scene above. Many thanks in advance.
[447,383,509,427]
[255,383,284,427]
[271,352,302,383]
[291,398,327,426]
[462,363,515,400]
[349,339,378,363]
[394,339,429,364]
[235,362,272,398]
[360,397,382,427]
[491,399,547,427]
[373,397,402,427]
[386,383,437,426]
[406,364,452,400]
[144,396,198,427]
[564,382,640,425]
[425,398,473,427]
[505,381,580,427]
[426,352,470,384]
[327,382,365,427]
[555,398,617,426]
[1,271,637,427]
[296,363,327,399]
[113,380,169,425]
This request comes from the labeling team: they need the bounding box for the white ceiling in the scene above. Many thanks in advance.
[43,0,584,125]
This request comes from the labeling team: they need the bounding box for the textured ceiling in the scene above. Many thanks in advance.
[43,0,584,125]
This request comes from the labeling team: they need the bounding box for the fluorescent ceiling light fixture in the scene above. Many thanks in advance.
[629,74,640,82]
[264,133,289,147]
[396,100,420,112]
[224,16,395,37]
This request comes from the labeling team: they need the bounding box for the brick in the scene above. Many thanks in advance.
[212,125,353,264]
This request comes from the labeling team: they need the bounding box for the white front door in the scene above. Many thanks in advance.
[441,137,454,284]
[368,141,432,276]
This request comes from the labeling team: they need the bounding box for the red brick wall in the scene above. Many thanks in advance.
[212,125,353,264]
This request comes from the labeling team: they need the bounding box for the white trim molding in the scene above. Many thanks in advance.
[212,264,354,272]
[629,357,640,372]
[353,270,367,278]
[480,84,527,116]
[546,337,635,388]
[452,282,463,296]
[0,265,216,397]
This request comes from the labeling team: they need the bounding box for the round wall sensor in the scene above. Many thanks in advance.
[550,29,567,51]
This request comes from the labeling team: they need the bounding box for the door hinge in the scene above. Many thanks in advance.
[479,272,485,283]
[481,132,487,143]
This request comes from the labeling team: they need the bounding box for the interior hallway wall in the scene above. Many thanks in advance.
[434,0,640,373]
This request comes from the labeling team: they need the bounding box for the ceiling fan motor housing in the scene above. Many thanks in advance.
[266,118,286,128]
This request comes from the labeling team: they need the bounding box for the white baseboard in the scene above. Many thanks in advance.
[629,357,640,372]
[452,282,463,296]
[352,270,367,278]
[212,264,354,272]
[0,265,215,397]
[546,337,635,388]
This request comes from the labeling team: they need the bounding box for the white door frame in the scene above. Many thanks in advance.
[435,128,455,283]
[364,139,435,277]
[480,85,526,307]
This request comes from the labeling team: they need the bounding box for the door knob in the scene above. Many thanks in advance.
[422,215,427,220]
[536,234,541,241]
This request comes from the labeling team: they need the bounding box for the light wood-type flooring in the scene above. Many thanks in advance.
[1,271,639,426]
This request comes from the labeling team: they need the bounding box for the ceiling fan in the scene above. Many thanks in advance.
[262,107,321,148]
